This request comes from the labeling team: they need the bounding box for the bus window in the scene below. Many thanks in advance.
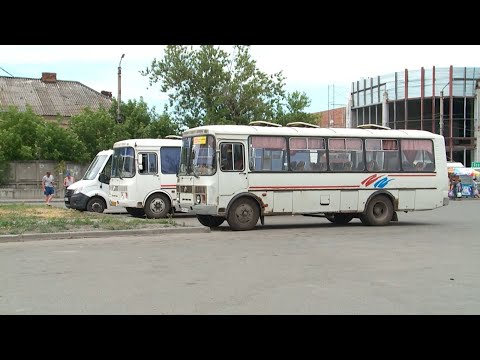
[221,143,244,171]
[328,138,362,171]
[249,136,287,172]
[289,137,326,172]
[401,139,434,172]
[139,153,157,174]
[160,147,181,174]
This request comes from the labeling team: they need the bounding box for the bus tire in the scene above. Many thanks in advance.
[126,207,145,217]
[227,197,260,231]
[86,197,106,213]
[363,195,393,226]
[145,193,170,219]
[325,213,353,224]
[197,215,225,228]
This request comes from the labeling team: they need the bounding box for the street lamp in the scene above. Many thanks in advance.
[117,54,125,123]
[439,82,449,138]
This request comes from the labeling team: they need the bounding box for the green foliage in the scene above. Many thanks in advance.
[69,108,118,161]
[0,148,11,185]
[0,106,44,160]
[142,45,289,128]
[37,118,89,162]
[276,91,317,126]
[143,113,180,138]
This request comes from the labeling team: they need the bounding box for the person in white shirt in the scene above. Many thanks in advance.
[42,171,55,206]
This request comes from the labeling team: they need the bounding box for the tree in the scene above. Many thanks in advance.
[0,106,44,160]
[143,113,181,139]
[142,45,287,128]
[69,108,118,161]
[37,119,89,162]
[276,91,317,126]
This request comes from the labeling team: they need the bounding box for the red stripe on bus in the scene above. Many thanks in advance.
[249,185,360,189]
[388,174,436,177]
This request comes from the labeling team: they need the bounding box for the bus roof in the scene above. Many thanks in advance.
[113,138,182,148]
[182,125,443,140]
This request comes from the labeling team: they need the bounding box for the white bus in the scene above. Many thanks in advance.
[176,123,449,230]
[109,138,181,218]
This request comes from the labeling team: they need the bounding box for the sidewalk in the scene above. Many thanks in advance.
[0,198,64,203]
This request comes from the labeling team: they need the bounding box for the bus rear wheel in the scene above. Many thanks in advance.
[325,213,354,224]
[362,195,393,226]
[197,215,225,228]
[227,197,260,231]
[145,193,171,219]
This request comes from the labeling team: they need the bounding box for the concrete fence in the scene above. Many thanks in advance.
[0,161,89,200]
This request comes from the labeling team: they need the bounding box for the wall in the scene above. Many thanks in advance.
[0,160,89,200]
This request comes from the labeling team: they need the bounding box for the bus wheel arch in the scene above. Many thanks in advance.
[226,195,261,231]
[361,191,395,226]
[144,192,172,219]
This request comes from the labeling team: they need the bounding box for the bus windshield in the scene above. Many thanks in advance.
[111,147,135,178]
[83,155,109,180]
[179,135,216,176]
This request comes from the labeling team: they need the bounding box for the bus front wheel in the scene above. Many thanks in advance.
[145,194,171,219]
[227,197,260,231]
[362,195,393,226]
[197,215,225,228]
[86,197,106,213]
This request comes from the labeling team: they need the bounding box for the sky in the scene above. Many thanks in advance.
[1,45,480,114]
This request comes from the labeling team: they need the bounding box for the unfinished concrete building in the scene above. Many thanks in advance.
[346,66,480,166]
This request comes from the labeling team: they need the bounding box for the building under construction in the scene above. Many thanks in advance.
[346,66,480,166]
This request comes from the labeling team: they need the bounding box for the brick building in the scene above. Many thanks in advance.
[313,107,346,128]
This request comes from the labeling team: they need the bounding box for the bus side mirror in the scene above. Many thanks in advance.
[99,173,110,184]
[138,155,143,171]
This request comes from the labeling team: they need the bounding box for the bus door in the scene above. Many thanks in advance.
[137,150,161,200]
[218,142,248,198]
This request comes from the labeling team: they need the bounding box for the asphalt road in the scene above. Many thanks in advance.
[1,200,479,314]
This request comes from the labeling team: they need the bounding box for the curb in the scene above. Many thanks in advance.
[0,226,210,243]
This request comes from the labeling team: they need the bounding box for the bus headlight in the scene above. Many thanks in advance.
[196,194,201,204]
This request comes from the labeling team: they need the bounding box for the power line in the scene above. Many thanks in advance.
[0,66,14,77]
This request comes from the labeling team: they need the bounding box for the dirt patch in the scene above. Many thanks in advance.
[0,206,70,219]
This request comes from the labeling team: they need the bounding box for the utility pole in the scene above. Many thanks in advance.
[117,54,125,123]
[439,90,444,137]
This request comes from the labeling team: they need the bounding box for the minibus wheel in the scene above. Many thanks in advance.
[227,197,260,231]
[145,193,170,219]
[86,197,106,213]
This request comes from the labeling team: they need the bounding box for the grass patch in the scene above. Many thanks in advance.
[0,204,180,235]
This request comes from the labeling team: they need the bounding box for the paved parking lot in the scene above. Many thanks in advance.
[1,200,480,314]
